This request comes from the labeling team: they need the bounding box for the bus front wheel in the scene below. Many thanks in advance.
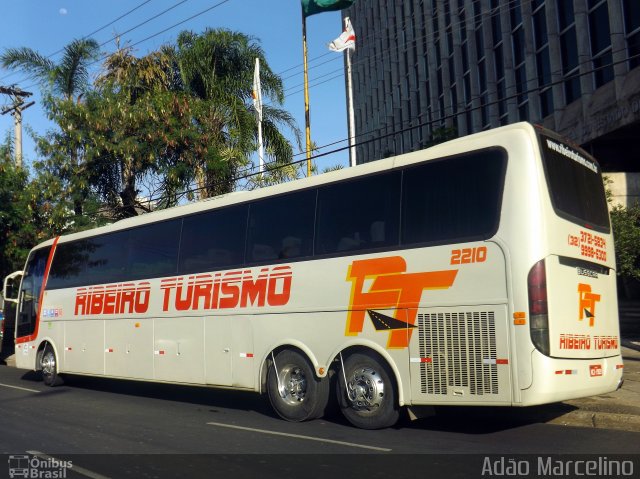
[267,349,329,422]
[40,346,64,387]
[338,352,399,429]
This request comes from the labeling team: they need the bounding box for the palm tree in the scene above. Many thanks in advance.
[175,28,301,198]
[0,38,100,102]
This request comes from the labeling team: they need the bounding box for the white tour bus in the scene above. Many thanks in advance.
[3,122,623,429]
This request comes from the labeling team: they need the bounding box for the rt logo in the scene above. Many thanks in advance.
[578,283,601,327]
[345,256,458,348]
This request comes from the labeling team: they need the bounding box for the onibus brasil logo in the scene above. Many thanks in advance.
[345,256,458,348]
[8,454,72,478]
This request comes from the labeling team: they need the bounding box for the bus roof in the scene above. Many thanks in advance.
[33,121,540,249]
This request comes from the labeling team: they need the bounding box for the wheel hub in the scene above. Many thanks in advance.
[42,352,55,376]
[279,366,307,404]
[346,366,384,411]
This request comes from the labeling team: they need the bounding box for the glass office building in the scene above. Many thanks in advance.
[344,0,640,185]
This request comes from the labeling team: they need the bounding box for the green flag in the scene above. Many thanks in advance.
[301,0,355,17]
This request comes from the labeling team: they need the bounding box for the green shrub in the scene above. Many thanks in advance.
[610,204,640,281]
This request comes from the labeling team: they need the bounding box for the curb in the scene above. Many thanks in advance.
[4,354,15,368]
[548,409,640,433]
[621,338,640,352]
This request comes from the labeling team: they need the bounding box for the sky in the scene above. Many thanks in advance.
[0,0,350,177]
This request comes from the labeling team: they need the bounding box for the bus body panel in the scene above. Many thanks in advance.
[521,349,623,405]
[64,320,105,374]
[545,253,620,359]
[153,317,205,384]
[104,318,154,379]
[17,241,513,406]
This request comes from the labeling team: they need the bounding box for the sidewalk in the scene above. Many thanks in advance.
[547,343,640,432]
[541,300,639,431]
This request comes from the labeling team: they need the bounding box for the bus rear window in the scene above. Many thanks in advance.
[539,134,610,233]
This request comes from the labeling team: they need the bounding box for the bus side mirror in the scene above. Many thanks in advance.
[3,271,23,304]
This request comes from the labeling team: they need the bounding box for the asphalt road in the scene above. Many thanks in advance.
[0,364,638,478]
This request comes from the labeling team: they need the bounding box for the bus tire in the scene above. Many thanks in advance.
[41,346,64,387]
[337,351,399,429]
[267,349,329,422]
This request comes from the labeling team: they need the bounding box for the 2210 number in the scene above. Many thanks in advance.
[450,246,487,265]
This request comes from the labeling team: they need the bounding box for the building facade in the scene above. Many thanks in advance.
[344,0,640,203]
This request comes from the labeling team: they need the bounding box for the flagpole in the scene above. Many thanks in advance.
[258,115,264,176]
[302,10,313,177]
[345,18,356,167]
[255,58,264,176]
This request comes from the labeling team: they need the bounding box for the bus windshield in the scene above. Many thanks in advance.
[539,134,610,233]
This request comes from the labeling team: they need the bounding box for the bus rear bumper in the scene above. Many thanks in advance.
[519,349,624,406]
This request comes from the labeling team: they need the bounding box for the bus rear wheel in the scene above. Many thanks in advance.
[267,350,329,422]
[337,352,399,429]
[40,346,64,387]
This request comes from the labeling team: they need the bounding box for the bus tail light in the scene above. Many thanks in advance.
[528,259,550,356]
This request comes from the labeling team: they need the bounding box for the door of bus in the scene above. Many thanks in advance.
[13,248,51,343]
[2,271,22,357]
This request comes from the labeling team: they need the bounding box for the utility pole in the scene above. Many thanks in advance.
[0,86,35,168]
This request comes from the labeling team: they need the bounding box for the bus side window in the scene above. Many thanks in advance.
[246,190,315,264]
[337,233,363,252]
[252,244,277,261]
[178,205,248,274]
[280,236,301,259]
[127,220,180,279]
[370,221,386,244]
[316,172,400,255]
[401,149,506,245]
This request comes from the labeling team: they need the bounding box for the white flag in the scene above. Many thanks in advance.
[252,58,263,121]
[329,17,355,52]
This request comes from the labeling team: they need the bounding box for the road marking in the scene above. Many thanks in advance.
[0,382,40,393]
[206,422,392,452]
[27,451,111,479]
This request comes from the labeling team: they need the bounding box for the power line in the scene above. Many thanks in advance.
[5,0,523,112]
[127,0,234,50]
[20,0,235,94]
[276,0,529,82]
[244,48,640,179]
[96,0,191,49]
[7,1,639,217]
[59,48,640,223]
[0,0,156,85]
[84,0,155,40]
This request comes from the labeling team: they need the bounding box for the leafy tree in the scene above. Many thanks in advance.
[90,46,181,216]
[56,31,302,216]
[2,31,302,223]
[610,204,640,281]
[1,39,101,219]
[0,133,34,279]
[425,126,458,148]
[176,28,301,197]
[27,142,108,235]
[603,177,640,298]
[57,45,231,217]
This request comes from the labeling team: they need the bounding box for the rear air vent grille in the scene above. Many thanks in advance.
[417,311,499,396]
